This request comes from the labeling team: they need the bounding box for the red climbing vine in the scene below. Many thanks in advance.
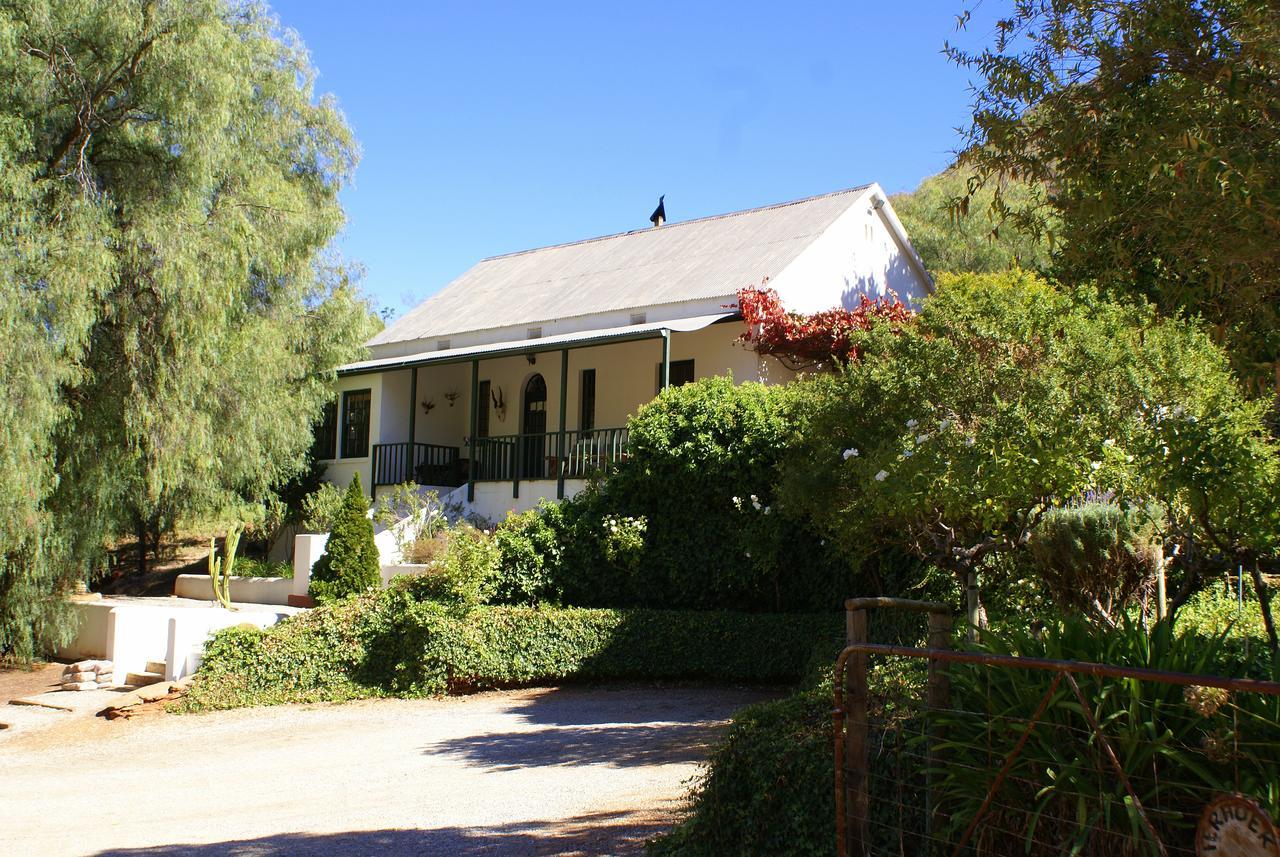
[732,285,914,371]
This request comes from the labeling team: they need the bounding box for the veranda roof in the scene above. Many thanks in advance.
[337,312,738,376]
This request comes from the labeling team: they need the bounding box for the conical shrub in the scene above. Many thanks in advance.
[309,474,380,602]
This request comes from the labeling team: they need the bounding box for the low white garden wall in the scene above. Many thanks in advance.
[55,597,299,683]
[173,574,293,605]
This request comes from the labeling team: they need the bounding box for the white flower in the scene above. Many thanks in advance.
[1103,438,1116,447]
[763,506,771,515]
[1162,445,1170,457]
[964,436,976,447]
[906,419,919,429]
[902,449,914,458]
[874,470,888,482]
[938,419,951,431]
[916,434,930,444]
[1090,461,1101,471]
[842,448,859,460]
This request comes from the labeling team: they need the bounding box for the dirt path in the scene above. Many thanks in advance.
[0,684,770,856]
[0,662,66,705]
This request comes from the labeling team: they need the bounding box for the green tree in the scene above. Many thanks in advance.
[783,271,1280,632]
[891,167,1052,275]
[947,0,1280,387]
[309,475,380,603]
[0,0,371,659]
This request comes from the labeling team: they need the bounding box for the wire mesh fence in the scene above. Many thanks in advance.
[836,600,1280,857]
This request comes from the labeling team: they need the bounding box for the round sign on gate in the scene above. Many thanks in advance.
[1196,795,1280,856]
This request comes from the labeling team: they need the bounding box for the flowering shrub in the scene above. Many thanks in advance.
[782,270,1280,628]
[600,514,646,571]
[733,285,914,371]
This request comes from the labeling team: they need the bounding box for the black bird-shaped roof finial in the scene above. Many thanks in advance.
[649,195,666,227]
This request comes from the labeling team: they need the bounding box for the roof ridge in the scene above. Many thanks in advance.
[479,183,875,263]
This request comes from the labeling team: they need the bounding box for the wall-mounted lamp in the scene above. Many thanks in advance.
[526,353,537,365]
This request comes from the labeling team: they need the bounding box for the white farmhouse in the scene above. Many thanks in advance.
[322,184,932,521]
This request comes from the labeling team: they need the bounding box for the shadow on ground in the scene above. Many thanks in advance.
[504,684,777,727]
[421,721,721,770]
[91,810,672,856]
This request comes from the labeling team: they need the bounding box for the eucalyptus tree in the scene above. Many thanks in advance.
[0,0,372,659]
[946,0,1280,389]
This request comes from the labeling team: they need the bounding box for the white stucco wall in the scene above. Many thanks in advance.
[320,372,384,492]
[468,479,589,523]
[768,189,932,312]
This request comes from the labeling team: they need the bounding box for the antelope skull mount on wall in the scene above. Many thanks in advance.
[492,386,507,422]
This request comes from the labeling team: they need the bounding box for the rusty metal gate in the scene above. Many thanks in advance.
[834,598,1280,857]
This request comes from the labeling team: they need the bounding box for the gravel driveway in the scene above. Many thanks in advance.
[0,685,771,856]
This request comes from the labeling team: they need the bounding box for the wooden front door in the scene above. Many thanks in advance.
[521,374,547,478]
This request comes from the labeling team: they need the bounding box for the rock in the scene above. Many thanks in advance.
[61,681,98,692]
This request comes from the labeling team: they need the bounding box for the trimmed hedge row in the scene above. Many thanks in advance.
[182,589,843,711]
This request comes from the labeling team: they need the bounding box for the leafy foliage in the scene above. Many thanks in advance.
[231,558,292,579]
[734,286,914,371]
[309,476,379,603]
[555,377,859,611]
[783,270,1280,620]
[931,615,1280,853]
[649,680,836,857]
[396,524,500,612]
[948,0,1280,384]
[300,482,346,533]
[890,167,1052,275]
[182,588,843,710]
[1026,501,1162,625]
[491,506,564,606]
[0,0,372,657]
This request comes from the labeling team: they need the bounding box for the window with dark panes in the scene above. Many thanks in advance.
[478,380,491,438]
[341,389,371,458]
[580,369,596,431]
[656,359,695,393]
[313,400,338,460]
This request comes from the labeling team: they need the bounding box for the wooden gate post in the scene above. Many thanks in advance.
[925,610,953,843]
[846,605,869,857]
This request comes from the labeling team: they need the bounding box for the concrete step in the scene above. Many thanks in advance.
[125,671,164,687]
[144,660,167,675]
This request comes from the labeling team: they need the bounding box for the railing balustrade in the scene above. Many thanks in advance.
[374,428,628,489]
[470,427,628,483]
[371,442,462,487]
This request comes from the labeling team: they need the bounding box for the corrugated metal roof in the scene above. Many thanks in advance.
[370,185,873,347]
[340,312,737,376]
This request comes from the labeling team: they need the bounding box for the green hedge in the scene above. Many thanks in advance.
[649,679,836,857]
[182,589,843,711]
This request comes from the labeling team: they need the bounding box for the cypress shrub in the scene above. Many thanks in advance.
[309,474,380,603]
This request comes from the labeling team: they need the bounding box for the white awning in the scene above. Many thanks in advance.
[337,312,739,376]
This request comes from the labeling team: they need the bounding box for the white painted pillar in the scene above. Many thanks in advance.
[292,533,329,598]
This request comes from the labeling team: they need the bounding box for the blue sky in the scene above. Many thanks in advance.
[269,2,993,317]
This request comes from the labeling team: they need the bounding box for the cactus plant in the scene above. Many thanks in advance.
[207,525,242,610]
